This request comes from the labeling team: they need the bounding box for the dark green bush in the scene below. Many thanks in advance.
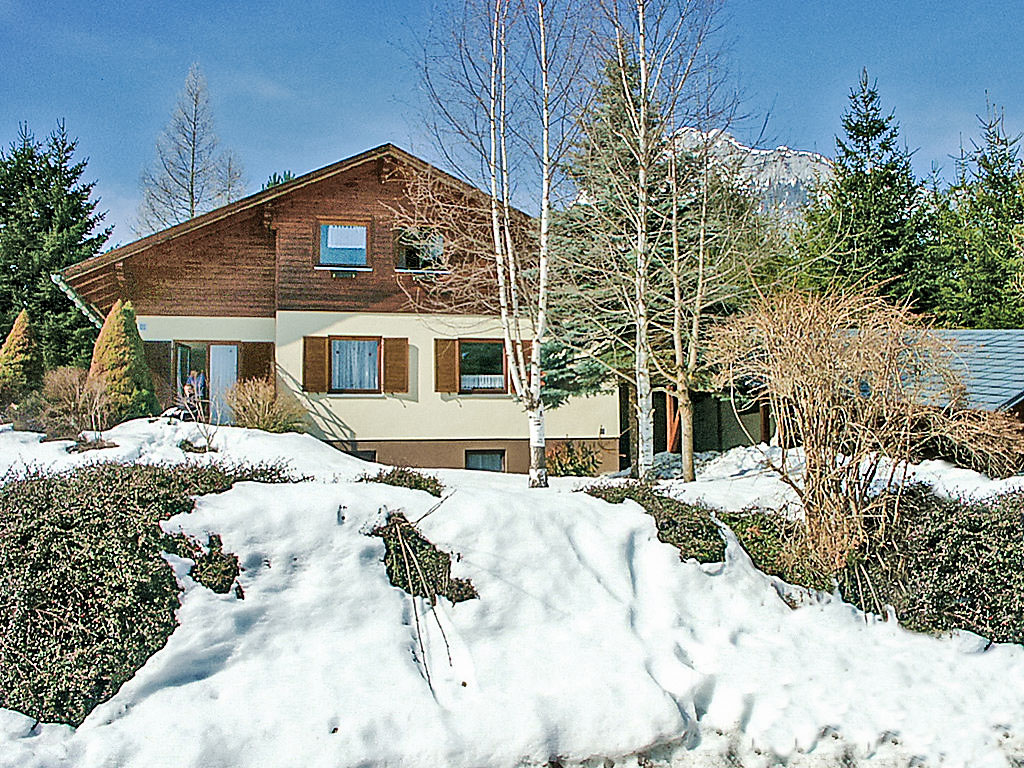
[591,480,1024,645]
[370,511,476,603]
[586,483,839,592]
[362,467,444,498]
[187,534,242,596]
[586,482,726,563]
[840,486,1024,644]
[0,460,299,726]
[547,440,600,477]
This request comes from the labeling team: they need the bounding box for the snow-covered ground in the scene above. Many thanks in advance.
[2,419,1024,768]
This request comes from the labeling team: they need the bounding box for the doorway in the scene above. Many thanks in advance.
[174,342,238,424]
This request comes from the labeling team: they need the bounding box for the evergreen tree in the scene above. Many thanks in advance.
[0,123,110,368]
[800,70,933,305]
[262,170,295,190]
[88,300,159,422]
[549,57,669,474]
[931,106,1024,328]
[0,309,43,406]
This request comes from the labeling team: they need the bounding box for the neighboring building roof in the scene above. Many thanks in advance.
[935,329,1024,411]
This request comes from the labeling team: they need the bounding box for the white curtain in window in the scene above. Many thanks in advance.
[332,339,379,390]
[460,374,505,390]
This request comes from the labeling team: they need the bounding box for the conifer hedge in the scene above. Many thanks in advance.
[0,309,43,406]
[88,299,159,422]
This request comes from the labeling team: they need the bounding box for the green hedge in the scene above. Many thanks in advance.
[842,486,1024,645]
[590,481,1024,645]
[362,467,445,498]
[0,461,296,726]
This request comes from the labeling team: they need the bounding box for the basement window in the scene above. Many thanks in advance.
[465,449,505,472]
[320,224,368,267]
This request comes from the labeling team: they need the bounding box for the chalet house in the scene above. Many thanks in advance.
[57,144,620,473]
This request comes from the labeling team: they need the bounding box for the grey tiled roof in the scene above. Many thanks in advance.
[934,329,1024,411]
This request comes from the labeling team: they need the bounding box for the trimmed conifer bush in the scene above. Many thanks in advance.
[0,309,44,407]
[88,299,159,422]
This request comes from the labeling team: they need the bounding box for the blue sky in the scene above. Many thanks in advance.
[2,0,1022,245]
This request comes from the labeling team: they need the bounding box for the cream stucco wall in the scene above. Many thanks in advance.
[275,311,619,443]
[136,316,276,343]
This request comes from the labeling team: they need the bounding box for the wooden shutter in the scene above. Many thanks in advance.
[143,341,174,408]
[302,336,329,393]
[382,337,409,393]
[240,342,275,382]
[434,338,458,393]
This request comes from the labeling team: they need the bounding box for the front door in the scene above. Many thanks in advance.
[208,344,239,424]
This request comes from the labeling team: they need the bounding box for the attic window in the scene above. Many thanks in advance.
[320,224,368,267]
[394,228,445,271]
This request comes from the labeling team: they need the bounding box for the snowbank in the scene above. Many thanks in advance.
[2,421,1023,767]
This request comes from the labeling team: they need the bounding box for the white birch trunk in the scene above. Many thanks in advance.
[527,404,547,487]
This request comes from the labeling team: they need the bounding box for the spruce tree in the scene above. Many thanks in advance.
[88,300,159,422]
[0,309,43,406]
[0,123,110,368]
[800,70,933,305]
[931,107,1024,328]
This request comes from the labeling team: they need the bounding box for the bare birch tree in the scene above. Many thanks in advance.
[647,91,782,481]
[397,0,589,487]
[136,63,246,233]
[550,0,724,479]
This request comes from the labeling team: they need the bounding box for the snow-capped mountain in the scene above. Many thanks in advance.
[672,127,832,215]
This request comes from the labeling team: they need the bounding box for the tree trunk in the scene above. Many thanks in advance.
[635,352,655,480]
[528,405,548,488]
[679,389,696,482]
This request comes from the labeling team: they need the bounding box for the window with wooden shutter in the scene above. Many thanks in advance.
[434,338,458,393]
[240,342,275,382]
[302,336,329,393]
[382,337,409,393]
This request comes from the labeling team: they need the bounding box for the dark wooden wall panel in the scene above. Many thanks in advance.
[272,161,429,313]
[73,209,277,318]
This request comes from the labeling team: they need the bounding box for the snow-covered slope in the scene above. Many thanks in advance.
[672,127,832,215]
[2,421,1023,768]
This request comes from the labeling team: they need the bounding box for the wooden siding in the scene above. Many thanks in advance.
[272,160,431,313]
[64,148,493,319]
[69,208,276,318]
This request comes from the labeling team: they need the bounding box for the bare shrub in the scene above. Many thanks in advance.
[225,377,306,434]
[709,290,965,573]
[39,367,111,439]
[914,406,1024,479]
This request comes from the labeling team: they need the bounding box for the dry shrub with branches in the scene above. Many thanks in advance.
[915,406,1024,478]
[710,290,967,574]
[225,377,306,434]
[41,367,111,438]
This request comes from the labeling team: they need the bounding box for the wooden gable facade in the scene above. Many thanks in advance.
[62,144,456,320]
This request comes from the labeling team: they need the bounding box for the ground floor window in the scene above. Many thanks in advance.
[465,449,505,472]
[459,340,505,393]
[330,337,380,392]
